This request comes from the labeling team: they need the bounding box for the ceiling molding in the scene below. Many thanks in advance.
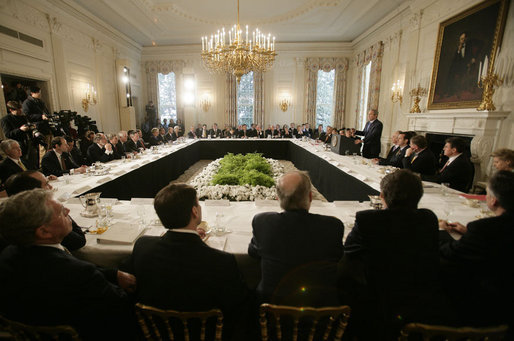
[43,0,142,52]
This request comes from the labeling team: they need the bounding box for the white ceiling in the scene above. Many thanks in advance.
[70,0,409,47]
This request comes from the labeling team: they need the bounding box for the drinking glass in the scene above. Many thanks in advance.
[441,183,451,196]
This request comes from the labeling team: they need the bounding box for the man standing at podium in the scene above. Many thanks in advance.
[355,109,383,158]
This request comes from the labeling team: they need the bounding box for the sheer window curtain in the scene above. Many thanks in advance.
[225,73,237,127]
[145,60,185,122]
[304,57,348,127]
[355,41,384,121]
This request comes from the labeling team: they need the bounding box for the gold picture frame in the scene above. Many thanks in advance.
[427,0,509,110]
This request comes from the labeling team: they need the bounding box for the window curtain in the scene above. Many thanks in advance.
[304,57,348,127]
[355,41,384,114]
[225,73,237,127]
[253,72,265,127]
[145,60,185,122]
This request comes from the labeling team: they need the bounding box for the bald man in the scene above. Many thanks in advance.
[248,171,344,306]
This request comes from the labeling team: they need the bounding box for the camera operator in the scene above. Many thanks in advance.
[22,86,52,149]
[1,101,38,169]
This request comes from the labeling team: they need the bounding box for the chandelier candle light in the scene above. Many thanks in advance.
[201,0,277,82]
[82,84,97,112]
[391,80,403,104]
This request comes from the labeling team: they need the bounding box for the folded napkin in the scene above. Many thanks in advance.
[204,200,230,206]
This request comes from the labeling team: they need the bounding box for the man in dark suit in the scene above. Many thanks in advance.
[87,133,115,163]
[238,124,251,138]
[115,131,128,156]
[355,109,383,158]
[22,86,52,148]
[123,183,248,338]
[0,189,136,340]
[65,136,87,166]
[4,170,85,251]
[254,125,265,138]
[374,131,399,165]
[148,128,163,146]
[312,124,326,140]
[107,134,124,159]
[2,101,35,167]
[187,126,197,139]
[423,137,473,192]
[248,171,344,306]
[375,131,410,168]
[402,135,437,176]
[209,123,223,138]
[342,169,449,339]
[41,137,86,177]
[439,171,514,331]
[123,130,139,153]
[0,139,31,185]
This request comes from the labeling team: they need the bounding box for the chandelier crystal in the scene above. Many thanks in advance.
[201,0,277,82]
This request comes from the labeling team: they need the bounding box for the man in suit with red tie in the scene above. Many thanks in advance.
[41,137,86,177]
[355,109,383,158]
[402,135,437,176]
[423,137,473,192]
[0,139,31,186]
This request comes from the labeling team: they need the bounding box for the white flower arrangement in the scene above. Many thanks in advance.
[190,157,284,201]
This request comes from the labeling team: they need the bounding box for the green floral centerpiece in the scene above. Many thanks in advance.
[212,153,274,187]
[190,153,284,201]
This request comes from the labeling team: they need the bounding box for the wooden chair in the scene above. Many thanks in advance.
[0,314,80,340]
[398,322,509,341]
[259,303,351,341]
[135,303,223,341]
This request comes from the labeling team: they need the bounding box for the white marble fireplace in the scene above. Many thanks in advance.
[406,110,510,182]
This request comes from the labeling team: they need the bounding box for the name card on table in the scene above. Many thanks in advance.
[342,167,351,173]
[130,164,140,169]
[354,174,367,182]
[131,198,154,205]
[330,161,340,167]
[72,185,92,195]
[97,177,112,184]
[255,199,279,207]
[204,200,230,207]
[114,170,126,176]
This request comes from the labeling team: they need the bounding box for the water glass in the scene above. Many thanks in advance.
[215,212,225,235]
[441,183,451,196]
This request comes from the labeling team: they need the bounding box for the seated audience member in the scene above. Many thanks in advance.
[41,137,86,176]
[5,171,85,251]
[226,127,237,138]
[199,124,209,138]
[136,129,147,149]
[124,130,139,153]
[373,131,400,165]
[209,123,222,138]
[123,183,248,338]
[87,133,115,163]
[164,126,174,142]
[344,128,356,140]
[282,126,292,138]
[492,148,514,172]
[107,134,124,159]
[342,169,449,339]
[187,126,197,139]
[79,130,95,157]
[148,128,163,146]
[439,171,514,331]
[375,131,409,168]
[312,125,325,140]
[275,124,283,138]
[238,124,251,138]
[248,171,344,306]
[0,189,136,340]
[116,131,128,155]
[423,137,473,192]
[171,125,182,140]
[402,135,437,176]
[159,127,167,141]
[65,136,87,166]
[289,123,298,137]
[254,125,265,138]
[0,139,31,185]
[323,126,334,144]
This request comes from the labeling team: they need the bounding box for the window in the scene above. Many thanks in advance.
[358,62,372,129]
[315,69,335,128]
[237,72,254,126]
[157,72,177,122]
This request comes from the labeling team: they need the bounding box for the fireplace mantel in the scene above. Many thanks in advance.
[406,110,510,181]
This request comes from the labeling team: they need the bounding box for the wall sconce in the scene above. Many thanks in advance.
[183,75,196,106]
[200,95,211,112]
[81,83,97,112]
[123,67,133,107]
[279,95,291,112]
[391,80,403,104]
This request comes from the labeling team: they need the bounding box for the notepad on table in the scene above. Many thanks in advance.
[97,223,146,245]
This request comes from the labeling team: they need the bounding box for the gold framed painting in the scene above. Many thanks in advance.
[427,0,509,110]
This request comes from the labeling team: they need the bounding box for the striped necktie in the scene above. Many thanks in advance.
[411,154,418,164]
[17,160,27,171]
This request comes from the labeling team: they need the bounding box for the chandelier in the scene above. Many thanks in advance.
[201,0,277,82]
